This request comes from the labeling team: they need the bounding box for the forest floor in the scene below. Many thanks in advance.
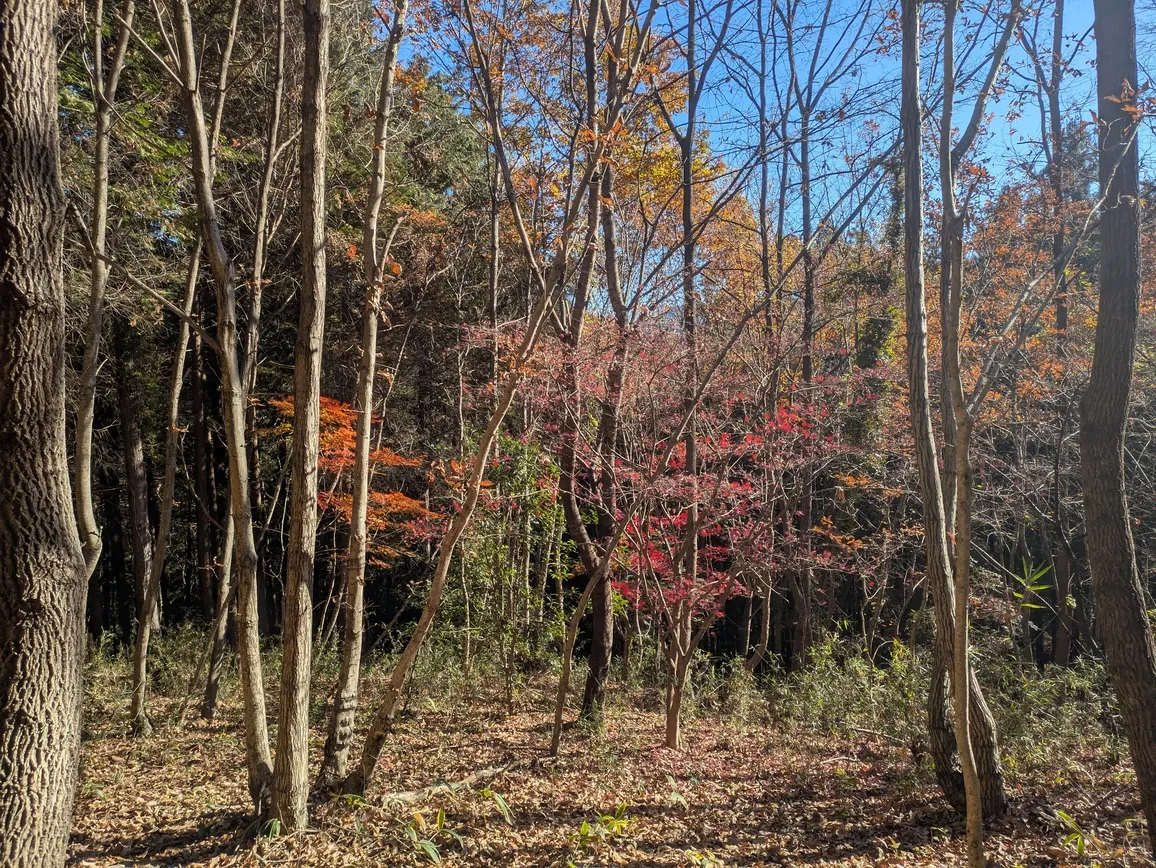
[68,651,1155,867]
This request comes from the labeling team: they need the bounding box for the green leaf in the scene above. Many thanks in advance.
[490,790,513,824]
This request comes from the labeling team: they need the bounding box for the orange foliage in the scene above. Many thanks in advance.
[270,396,432,562]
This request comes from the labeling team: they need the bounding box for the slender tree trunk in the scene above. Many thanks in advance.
[201,501,234,719]
[193,328,216,621]
[900,1,1005,835]
[0,0,89,858]
[665,603,692,749]
[341,105,577,783]
[317,0,408,793]
[243,0,287,640]
[271,0,330,829]
[1082,0,1156,853]
[116,332,158,635]
[172,0,272,811]
[343,294,553,794]
[75,0,135,584]
[129,252,198,734]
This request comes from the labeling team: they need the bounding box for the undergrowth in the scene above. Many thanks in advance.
[83,624,1126,787]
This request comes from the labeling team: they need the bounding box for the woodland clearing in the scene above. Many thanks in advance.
[68,637,1153,867]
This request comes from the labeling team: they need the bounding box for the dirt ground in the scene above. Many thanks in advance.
[68,669,1155,867]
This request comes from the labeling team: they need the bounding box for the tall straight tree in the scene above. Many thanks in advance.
[0,0,89,861]
[272,0,330,830]
[131,0,241,733]
[927,0,1018,826]
[1082,0,1156,853]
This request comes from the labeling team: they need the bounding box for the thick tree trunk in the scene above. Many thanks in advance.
[271,0,329,830]
[0,0,89,860]
[582,574,615,714]
[1082,0,1156,853]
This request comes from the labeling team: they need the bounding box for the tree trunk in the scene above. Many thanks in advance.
[116,329,159,635]
[0,0,89,859]
[130,251,198,735]
[317,0,409,794]
[193,328,217,621]
[201,502,234,720]
[665,603,692,749]
[582,574,614,715]
[900,0,1005,832]
[75,0,135,584]
[172,0,272,812]
[271,0,329,829]
[1081,0,1156,853]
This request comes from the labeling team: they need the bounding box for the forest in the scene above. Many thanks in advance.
[0,0,1155,863]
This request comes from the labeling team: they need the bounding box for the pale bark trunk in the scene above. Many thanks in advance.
[242,0,287,638]
[937,7,983,861]
[75,0,135,583]
[271,0,330,830]
[1082,0,1156,853]
[0,0,89,859]
[316,0,409,793]
[900,1,1006,838]
[171,0,272,811]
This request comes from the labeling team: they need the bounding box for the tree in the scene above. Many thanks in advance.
[74,0,135,584]
[899,1,987,861]
[316,0,411,793]
[0,0,89,861]
[1081,0,1156,854]
[271,0,330,830]
[168,0,273,812]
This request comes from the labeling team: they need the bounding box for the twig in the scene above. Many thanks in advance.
[67,203,221,353]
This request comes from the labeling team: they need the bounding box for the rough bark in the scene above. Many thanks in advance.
[271,0,329,830]
[1081,0,1156,853]
[0,0,89,859]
